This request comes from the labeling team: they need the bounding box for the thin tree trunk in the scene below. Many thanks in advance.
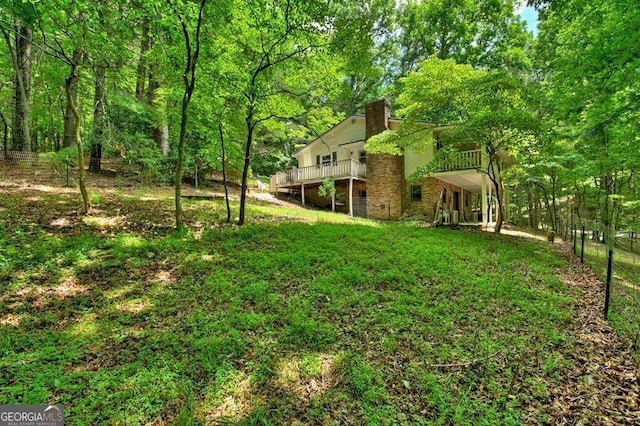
[148,71,170,155]
[32,118,38,152]
[526,182,534,228]
[535,188,542,229]
[487,156,504,233]
[47,93,58,151]
[135,19,150,102]
[219,121,231,223]
[66,64,90,214]
[14,20,31,152]
[602,174,613,246]
[239,105,254,226]
[0,111,8,159]
[550,174,558,232]
[174,0,206,232]
[175,101,187,231]
[63,48,83,148]
[153,120,169,156]
[2,20,31,152]
[89,64,106,172]
[147,28,169,156]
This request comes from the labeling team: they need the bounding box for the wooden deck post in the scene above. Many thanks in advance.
[481,174,488,225]
[488,182,493,223]
[301,183,305,205]
[349,178,354,217]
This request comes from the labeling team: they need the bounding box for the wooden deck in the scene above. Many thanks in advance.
[273,159,366,187]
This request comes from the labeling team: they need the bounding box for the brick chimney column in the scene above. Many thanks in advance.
[364,99,404,220]
[365,98,391,139]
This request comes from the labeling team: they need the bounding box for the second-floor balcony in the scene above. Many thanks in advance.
[434,149,483,173]
[275,159,367,187]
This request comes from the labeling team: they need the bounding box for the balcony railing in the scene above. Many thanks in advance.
[435,149,483,172]
[275,159,366,186]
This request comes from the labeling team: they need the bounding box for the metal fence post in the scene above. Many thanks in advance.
[604,249,613,319]
[581,225,585,264]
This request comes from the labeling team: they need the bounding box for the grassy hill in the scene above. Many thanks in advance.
[0,175,632,424]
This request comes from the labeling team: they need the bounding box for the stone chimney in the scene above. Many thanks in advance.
[364,99,404,220]
[365,98,391,139]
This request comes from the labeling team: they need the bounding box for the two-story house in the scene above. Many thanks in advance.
[270,99,500,224]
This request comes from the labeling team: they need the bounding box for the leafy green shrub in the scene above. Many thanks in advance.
[40,146,77,173]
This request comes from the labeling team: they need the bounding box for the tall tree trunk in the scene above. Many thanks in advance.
[526,182,534,228]
[153,119,169,156]
[174,0,206,232]
[89,64,106,172]
[0,111,8,159]
[148,68,170,156]
[63,48,83,148]
[32,118,38,152]
[13,20,31,152]
[66,64,90,214]
[175,93,188,231]
[46,91,57,152]
[239,104,254,226]
[135,19,150,102]
[601,173,614,246]
[2,19,32,153]
[487,155,504,233]
[146,28,169,156]
[219,121,231,223]
[550,174,558,232]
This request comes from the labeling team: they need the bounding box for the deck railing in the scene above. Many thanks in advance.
[275,159,366,186]
[435,149,482,172]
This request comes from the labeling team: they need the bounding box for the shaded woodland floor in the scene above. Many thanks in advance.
[0,166,638,424]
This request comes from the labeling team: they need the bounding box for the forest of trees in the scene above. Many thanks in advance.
[1,0,638,234]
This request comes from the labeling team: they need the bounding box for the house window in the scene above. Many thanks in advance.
[411,185,422,202]
[316,152,337,166]
[358,149,366,163]
[435,134,443,151]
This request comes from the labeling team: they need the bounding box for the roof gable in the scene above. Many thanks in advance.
[294,115,366,157]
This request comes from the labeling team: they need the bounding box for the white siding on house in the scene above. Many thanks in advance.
[403,127,435,179]
[295,117,366,168]
[404,148,434,179]
[294,116,440,179]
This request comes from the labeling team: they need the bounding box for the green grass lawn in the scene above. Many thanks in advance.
[0,184,578,424]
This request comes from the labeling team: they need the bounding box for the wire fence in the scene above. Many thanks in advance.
[0,151,169,186]
[569,220,640,362]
